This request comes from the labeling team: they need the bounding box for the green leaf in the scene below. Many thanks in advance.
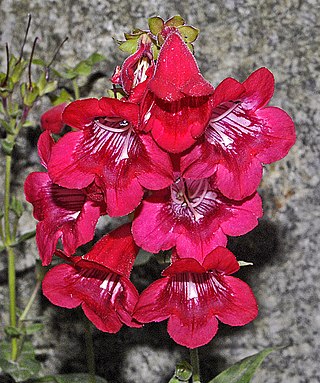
[52,89,73,105]
[1,137,15,155]
[32,58,47,67]
[0,119,15,134]
[0,341,41,381]
[25,323,44,335]
[4,326,22,337]
[87,52,106,65]
[73,61,92,77]
[166,15,185,27]
[11,230,36,247]
[40,80,58,96]
[177,26,199,43]
[148,16,164,35]
[208,348,275,383]
[118,39,139,54]
[11,61,27,84]
[10,196,23,218]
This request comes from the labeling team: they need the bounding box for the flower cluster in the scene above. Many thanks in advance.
[25,18,295,348]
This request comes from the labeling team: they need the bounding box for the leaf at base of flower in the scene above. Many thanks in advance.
[207,348,275,383]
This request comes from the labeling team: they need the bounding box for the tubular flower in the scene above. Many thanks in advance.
[47,97,173,217]
[42,224,140,333]
[134,247,258,348]
[40,102,67,134]
[132,175,262,262]
[112,35,155,101]
[24,132,106,266]
[140,30,214,153]
[181,67,296,200]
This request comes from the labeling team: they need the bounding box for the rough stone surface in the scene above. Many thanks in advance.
[0,1,319,383]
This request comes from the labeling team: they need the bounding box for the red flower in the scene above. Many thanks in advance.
[40,102,67,134]
[24,132,106,266]
[113,36,154,100]
[140,30,214,153]
[134,247,258,348]
[47,97,173,216]
[132,175,262,262]
[42,224,140,333]
[181,68,296,200]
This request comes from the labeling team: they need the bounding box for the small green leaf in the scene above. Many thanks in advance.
[52,89,73,105]
[25,323,44,335]
[22,120,35,128]
[11,230,36,247]
[1,137,15,155]
[11,61,27,84]
[0,119,15,134]
[87,52,106,65]
[73,61,92,77]
[41,80,58,96]
[32,58,47,67]
[10,196,23,218]
[0,341,41,381]
[4,326,22,338]
[23,85,39,107]
[148,16,164,35]
[118,39,139,54]
[166,15,185,27]
[178,26,199,43]
[208,348,275,383]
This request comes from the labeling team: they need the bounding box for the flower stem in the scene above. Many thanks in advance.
[73,79,80,99]
[18,279,41,324]
[4,153,18,361]
[190,348,201,383]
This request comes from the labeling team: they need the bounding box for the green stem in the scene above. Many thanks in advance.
[190,348,201,383]
[19,280,41,324]
[84,317,96,383]
[4,153,18,360]
[72,79,80,99]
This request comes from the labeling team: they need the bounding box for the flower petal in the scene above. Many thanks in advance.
[215,275,258,326]
[62,98,102,130]
[167,313,218,349]
[133,278,171,323]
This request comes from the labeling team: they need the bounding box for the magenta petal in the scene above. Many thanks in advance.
[43,264,139,333]
[62,98,101,130]
[36,221,62,266]
[167,313,218,349]
[132,197,177,253]
[202,247,240,274]
[41,102,67,134]
[37,131,54,168]
[215,276,258,326]
[80,223,139,278]
[163,258,205,276]
[215,156,263,200]
[212,78,244,106]
[175,226,227,262]
[220,192,263,236]
[48,131,95,189]
[241,67,274,110]
[149,31,213,101]
[255,106,296,163]
[133,278,171,323]
[42,264,83,308]
[135,134,174,190]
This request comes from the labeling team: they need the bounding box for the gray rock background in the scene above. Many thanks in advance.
[0,0,319,382]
